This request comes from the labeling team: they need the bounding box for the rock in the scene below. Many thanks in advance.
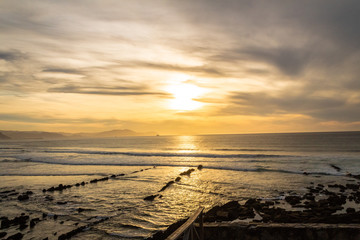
[18,224,27,230]
[204,201,243,222]
[304,193,315,201]
[6,232,23,240]
[285,196,302,205]
[330,164,341,172]
[8,192,19,196]
[17,194,29,201]
[179,169,195,176]
[57,226,86,240]
[98,177,109,182]
[245,198,258,206]
[12,216,29,226]
[144,195,158,201]
[0,190,15,194]
[346,208,356,213]
[90,179,98,183]
[328,184,346,191]
[327,194,346,206]
[244,198,262,210]
[77,208,94,213]
[30,218,40,228]
[175,177,181,182]
[346,184,359,190]
[159,181,174,192]
[197,165,203,170]
[1,217,11,229]
[45,196,53,201]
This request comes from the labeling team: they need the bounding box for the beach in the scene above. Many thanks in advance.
[1,132,360,239]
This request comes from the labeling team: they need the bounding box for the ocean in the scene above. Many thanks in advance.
[0,132,360,239]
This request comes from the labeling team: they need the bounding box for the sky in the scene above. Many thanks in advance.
[1,0,360,135]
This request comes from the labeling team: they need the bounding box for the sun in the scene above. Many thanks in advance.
[166,79,206,111]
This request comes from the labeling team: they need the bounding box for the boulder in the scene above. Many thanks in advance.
[17,194,29,201]
[285,196,302,205]
[144,195,158,201]
[6,232,23,240]
[159,181,174,192]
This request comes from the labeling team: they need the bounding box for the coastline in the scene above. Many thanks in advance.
[1,133,360,239]
[2,165,360,239]
[148,173,360,239]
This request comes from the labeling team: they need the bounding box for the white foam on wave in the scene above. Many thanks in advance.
[43,149,290,159]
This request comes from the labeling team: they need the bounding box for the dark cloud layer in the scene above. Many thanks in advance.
[48,84,168,96]
[225,90,360,122]
[0,50,26,62]
[43,68,83,75]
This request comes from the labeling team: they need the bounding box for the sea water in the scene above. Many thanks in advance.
[0,132,360,239]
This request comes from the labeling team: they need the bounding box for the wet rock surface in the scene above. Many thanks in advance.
[143,167,202,201]
[202,182,360,224]
[150,178,360,239]
[0,167,154,240]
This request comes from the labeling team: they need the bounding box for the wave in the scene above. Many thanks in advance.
[215,148,281,152]
[1,158,31,162]
[43,149,290,159]
[0,173,110,176]
[5,158,345,177]
[0,147,23,150]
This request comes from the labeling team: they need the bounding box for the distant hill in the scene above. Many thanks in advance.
[1,131,65,140]
[0,132,11,140]
[70,129,157,138]
[87,129,137,138]
[0,129,157,140]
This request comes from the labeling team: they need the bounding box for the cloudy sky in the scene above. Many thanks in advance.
[1,0,360,134]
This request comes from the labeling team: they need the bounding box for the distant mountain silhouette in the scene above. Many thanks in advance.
[0,132,11,140]
[1,131,65,140]
[70,129,156,138]
[0,129,157,140]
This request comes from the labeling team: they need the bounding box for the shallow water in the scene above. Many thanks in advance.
[0,132,359,239]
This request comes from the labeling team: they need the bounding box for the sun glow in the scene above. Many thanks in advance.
[166,80,206,111]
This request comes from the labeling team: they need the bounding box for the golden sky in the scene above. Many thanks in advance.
[1,0,360,135]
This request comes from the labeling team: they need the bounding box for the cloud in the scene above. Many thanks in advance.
[42,68,83,75]
[0,50,27,62]
[47,84,168,96]
[1,0,360,132]
[221,89,360,122]
[0,113,125,125]
[129,61,225,77]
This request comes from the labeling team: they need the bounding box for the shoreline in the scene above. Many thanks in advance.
[147,172,360,240]
[1,165,360,239]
